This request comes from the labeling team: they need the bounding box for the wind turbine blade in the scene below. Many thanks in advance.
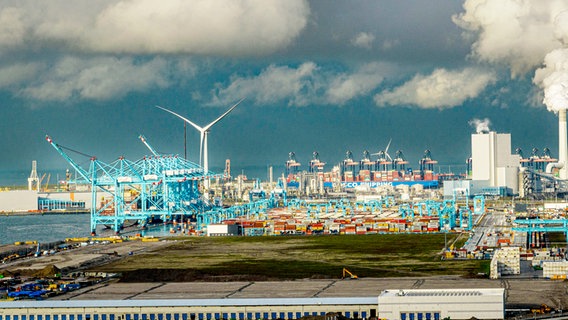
[203,98,245,131]
[385,138,393,160]
[385,138,392,154]
[155,105,204,132]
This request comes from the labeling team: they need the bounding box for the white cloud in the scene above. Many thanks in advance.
[212,62,391,107]
[0,0,310,56]
[351,32,375,49]
[212,62,319,107]
[381,39,400,51]
[326,63,388,105]
[0,7,25,48]
[374,68,496,109]
[20,57,170,101]
[0,63,40,87]
[453,0,568,76]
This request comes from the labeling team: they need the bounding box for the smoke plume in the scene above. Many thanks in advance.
[454,0,568,113]
[534,48,568,112]
[468,118,491,134]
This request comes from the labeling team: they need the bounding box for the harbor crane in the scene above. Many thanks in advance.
[138,134,160,156]
[45,135,216,235]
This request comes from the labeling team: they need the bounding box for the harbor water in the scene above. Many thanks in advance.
[0,213,91,245]
[0,213,187,246]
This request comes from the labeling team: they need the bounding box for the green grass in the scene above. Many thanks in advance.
[94,234,489,281]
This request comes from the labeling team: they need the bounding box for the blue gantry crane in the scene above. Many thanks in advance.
[46,135,220,235]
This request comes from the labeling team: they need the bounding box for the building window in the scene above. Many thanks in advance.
[434,313,440,320]
[401,313,407,320]
[426,313,431,320]
[409,313,415,320]
[418,313,423,320]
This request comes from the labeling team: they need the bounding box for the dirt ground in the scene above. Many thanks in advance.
[2,238,568,309]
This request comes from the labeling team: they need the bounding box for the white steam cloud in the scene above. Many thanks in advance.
[374,68,496,109]
[469,118,491,134]
[534,48,568,112]
[453,0,568,77]
[0,0,310,56]
[454,0,568,112]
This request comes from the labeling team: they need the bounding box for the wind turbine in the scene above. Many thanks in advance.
[372,138,393,171]
[155,98,245,179]
[373,138,393,160]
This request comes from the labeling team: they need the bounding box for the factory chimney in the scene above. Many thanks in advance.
[549,110,568,179]
[559,109,568,179]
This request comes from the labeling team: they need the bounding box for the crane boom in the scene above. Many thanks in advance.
[138,134,159,156]
[45,135,92,182]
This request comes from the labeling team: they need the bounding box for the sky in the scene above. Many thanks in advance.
[1,0,568,182]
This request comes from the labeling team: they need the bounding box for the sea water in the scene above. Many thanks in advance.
[0,213,91,245]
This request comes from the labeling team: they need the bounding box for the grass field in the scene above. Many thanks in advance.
[91,233,490,282]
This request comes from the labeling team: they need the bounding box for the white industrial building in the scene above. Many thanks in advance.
[471,132,520,195]
[0,190,95,213]
[444,131,520,197]
[378,288,505,320]
[206,224,240,236]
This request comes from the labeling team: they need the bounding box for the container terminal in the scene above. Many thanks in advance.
[3,112,568,315]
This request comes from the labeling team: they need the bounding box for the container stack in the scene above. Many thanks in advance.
[490,247,521,279]
[543,261,568,279]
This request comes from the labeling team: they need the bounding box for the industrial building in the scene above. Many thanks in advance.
[443,131,520,198]
[0,289,505,320]
[0,297,378,320]
[471,131,520,195]
[378,288,505,320]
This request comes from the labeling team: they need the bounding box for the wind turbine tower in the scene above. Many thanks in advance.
[156,98,245,189]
